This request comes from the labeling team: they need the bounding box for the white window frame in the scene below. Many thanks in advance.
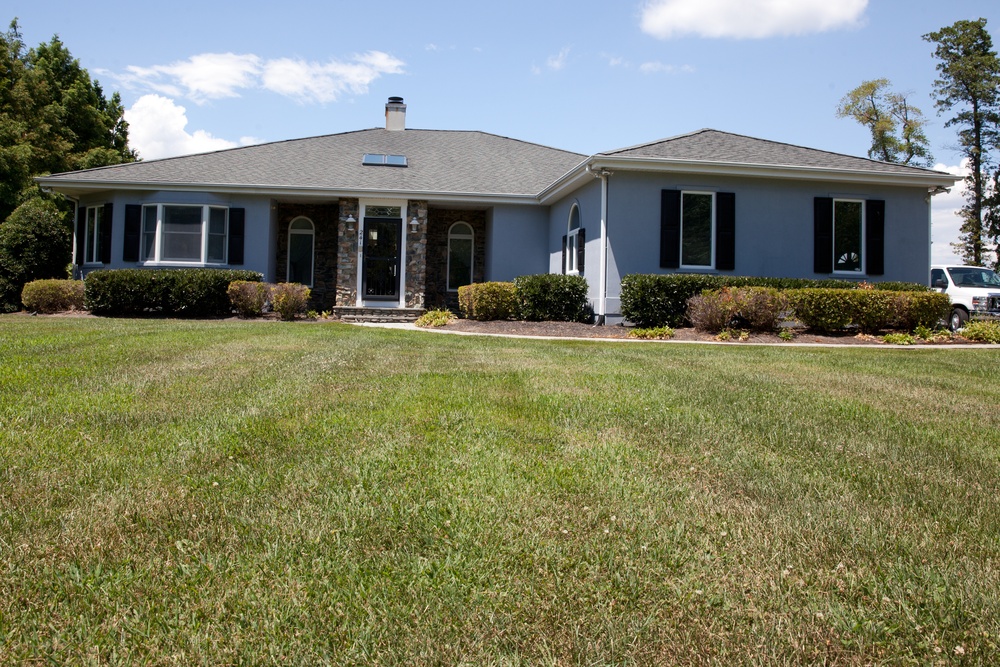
[446,221,474,292]
[287,216,315,287]
[139,204,229,265]
[83,205,104,265]
[832,198,865,274]
[680,191,715,270]
[565,204,582,275]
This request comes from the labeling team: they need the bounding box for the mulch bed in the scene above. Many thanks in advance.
[438,319,982,345]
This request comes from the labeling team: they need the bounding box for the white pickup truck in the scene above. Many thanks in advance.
[930,265,1000,330]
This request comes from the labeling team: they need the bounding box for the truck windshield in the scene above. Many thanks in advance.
[947,267,1000,287]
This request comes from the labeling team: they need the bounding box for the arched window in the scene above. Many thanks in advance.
[287,217,315,286]
[563,204,584,275]
[447,222,474,291]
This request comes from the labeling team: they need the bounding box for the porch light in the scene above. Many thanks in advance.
[409,216,420,232]
[344,214,356,230]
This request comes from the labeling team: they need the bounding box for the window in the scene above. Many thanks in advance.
[833,199,863,272]
[660,190,734,271]
[287,217,315,287]
[447,222,474,291]
[83,206,104,264]
[140,204,228,264]
[681,192,714,268]
[564,205,584,275]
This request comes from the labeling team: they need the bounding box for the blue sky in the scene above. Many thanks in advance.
[8,0,1000,264]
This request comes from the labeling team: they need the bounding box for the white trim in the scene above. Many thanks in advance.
[446,221,474,292]
[597,171,609,319]
[287,216,315,287]
[679,191,716,270]
[83,205,104,266]
[565,203,581,275]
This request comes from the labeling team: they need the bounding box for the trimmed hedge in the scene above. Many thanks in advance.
[20,279,85,313]
[458,282,518,320]
[514,273,589,322]
[893,292,951,330]
[621,273,929,328]
[270,282,311,321]
[85,269,263,317]
[228,280,270,318]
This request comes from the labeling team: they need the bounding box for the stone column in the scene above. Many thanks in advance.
[335,198,360,306]
[405,200,428,309]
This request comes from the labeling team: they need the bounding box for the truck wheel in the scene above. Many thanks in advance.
[949,307,969,332]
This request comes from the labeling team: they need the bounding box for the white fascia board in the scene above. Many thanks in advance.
[33,178,542,206]
[539,156,961,203]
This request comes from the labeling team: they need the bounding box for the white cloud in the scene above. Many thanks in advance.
[639,61,695,74]
[115,51,404,105]
[125,53,262,103]
[124,94,240,160]
[640,0,868,39]
[547,47,571,71]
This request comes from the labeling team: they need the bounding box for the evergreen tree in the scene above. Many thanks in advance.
[924,18,1000,267]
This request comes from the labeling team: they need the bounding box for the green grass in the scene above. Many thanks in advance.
[1,316,999,665]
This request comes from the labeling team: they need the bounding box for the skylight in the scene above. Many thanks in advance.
[362,153,407,167]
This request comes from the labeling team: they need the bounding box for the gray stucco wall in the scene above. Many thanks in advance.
[76,191,276,280]
[484,204,550,281]
[551,171,933,320]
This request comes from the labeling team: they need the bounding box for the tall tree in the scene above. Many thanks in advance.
[924,18,1000,267]
[837,78,933,166]
[0,19,136,223]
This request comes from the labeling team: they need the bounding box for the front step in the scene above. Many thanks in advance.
[332,307,425,323]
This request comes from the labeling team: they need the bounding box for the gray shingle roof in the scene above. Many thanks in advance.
[598,129,949,177]
[42,128,586,198]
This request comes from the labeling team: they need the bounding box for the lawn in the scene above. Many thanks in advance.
[1,316,998,665]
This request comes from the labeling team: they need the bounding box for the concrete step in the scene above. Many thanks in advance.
[333,307,424,323]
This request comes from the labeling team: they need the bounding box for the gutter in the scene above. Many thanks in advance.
[587,165,612,324]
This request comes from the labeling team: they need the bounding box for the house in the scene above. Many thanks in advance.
[37,97,960,323]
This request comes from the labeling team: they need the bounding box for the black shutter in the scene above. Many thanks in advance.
[577,228,586,275]
[813,197,833,274]
[228,208,245,265]
[866,199,885,276]
[660,190,681,269]
[123,204,142,262]
[75,206,86,265]
[715,192,735,271]
[561,235,568,274]
[100,203,113,263]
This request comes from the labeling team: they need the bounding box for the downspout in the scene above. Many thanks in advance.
[588,166,612,325]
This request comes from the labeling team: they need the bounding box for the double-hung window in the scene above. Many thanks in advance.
[832,199,863,273]
[660,189,735,271]
[140,204,228,264]
[83,206,105,264]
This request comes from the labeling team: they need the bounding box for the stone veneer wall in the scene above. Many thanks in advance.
[335,198,359,306]
[404,200,428,309]
[275,203,339,310]
[425,209,487,310]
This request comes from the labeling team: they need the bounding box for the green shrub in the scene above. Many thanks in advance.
[228,280,270,318]
[458,282,518,321]
[893,292,951,330]
[960,320,1000,343]
[626,326,675,340]
[514,273,589,322]
[20,279,85,313]
[882,332,916,345]
[687,287,786,333]
[85,269,262,317]
[415,309,456,327]
[270,283,310,321]
[847,289,895,334]
[787,289,855,332]
[0,197,71,312]
[619,273,921,329]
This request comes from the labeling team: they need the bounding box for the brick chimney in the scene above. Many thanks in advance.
[385,96,406,131]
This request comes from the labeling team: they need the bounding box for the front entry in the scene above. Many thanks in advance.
[362,217,401,300]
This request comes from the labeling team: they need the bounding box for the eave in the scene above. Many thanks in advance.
[539,155,962,204]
